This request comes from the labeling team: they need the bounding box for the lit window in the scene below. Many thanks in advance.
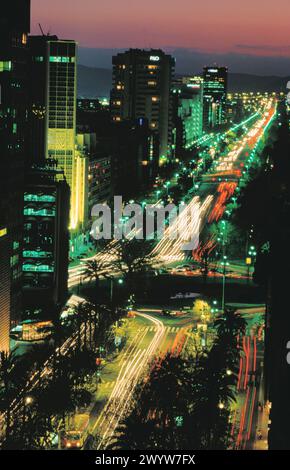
[0,61,12,72]
[0,228,7,238]
[49,56,75,63]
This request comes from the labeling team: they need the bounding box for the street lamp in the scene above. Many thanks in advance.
[221,256,229,313]
[23,396,34,425]
[25,396,33,406]
[246,245,257,282]
[164,181,170,196]
[110,278,124,303]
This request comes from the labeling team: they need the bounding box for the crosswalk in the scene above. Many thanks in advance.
[137,326,181,334]
[101,380,116,389]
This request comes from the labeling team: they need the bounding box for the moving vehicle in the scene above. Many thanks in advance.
[61,414,89,450]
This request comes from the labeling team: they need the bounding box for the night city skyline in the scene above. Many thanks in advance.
[1,0,290,462]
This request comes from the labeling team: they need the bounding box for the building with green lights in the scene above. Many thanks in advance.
[28,36,81,230]
[203,66,228,130]
[172,80,203,156]
[22,164,70,318]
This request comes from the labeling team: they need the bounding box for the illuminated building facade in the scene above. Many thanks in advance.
[173,79,204,155]
[74,134,90,229]
[203,66,228,130]
[22,165,70,317]
[29,36,79,229]
[88,154,111,213]
[111,49,175,163]
[76,133,111,222]
[46,40,78,228]
[0,0,30,351]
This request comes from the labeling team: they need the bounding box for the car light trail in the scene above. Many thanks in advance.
[94,312,166,448]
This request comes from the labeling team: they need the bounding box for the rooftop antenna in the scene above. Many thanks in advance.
[38,23,45,36]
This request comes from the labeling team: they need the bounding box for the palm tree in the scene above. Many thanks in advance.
[110,354,196,450]
[214,308,246,338]
[190,350,236,450]
[83,259,112,305]
[66,349,96,387]
[109,239,156,296]
[188,308,246,449]
[72,301,94,349]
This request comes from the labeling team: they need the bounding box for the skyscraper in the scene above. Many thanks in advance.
[76,132,111,229]
[111,49,175,164]
[22,164,70,317]
[28,36,80,229]
[203,66,228,130]
[0,0,30,351]
[172,79,204,156]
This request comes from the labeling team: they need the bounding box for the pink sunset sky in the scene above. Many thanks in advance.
[31,0,290,56]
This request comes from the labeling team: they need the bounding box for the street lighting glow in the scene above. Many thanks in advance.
[25,396,34,406]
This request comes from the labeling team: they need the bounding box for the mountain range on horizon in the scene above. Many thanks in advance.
[78,46,290,76]
[77,64,289,98]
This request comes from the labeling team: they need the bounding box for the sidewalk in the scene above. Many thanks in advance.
[252,403,270,450]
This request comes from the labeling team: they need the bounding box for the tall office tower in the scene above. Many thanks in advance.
[28,35,58,166]
[0,0,30,351]
[28,36,79,229]
[110,119,156,197]
[172,79,204,156]
[203,66,228,130]
[22,164,70,318]
[74,133,90,230]
[111,49,175,164]
[75,132,111,225]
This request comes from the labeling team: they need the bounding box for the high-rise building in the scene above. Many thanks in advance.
[109,119,157,197]
[172,79,204,156]
[27,35,58,166]
[77,102,157,197]
[22,164,70,318]
[28,36,80,229]
[111,49,175,164]
[88,154,111,212]
[76,133,111,218]
[0,0,31,351]
[203,66,228,130]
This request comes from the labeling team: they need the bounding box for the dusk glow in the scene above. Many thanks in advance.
[32,0,290,54]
